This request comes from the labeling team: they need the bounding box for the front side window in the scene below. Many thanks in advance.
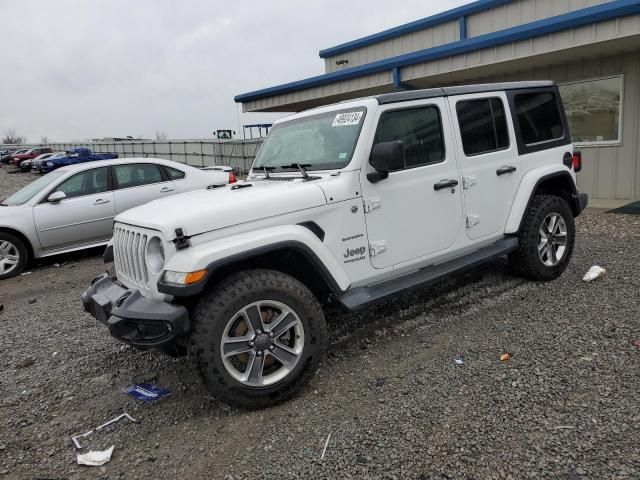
[559,76,622,144]
[253,108,366,171]
[373,106,445,169]
[456,98,509,156]
[54,167,109,199]
[113,163,163,189]
[514,92,564,145]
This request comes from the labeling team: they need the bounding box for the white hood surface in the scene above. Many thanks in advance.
[115,179,328,238]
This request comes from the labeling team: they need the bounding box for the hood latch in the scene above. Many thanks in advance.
[173,228,191,250]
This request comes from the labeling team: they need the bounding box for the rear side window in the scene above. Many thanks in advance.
[456,98,509,156]
[113,163,163,189]
[373,106,445,169]
[165,166,186,180]
[514,92,563,145]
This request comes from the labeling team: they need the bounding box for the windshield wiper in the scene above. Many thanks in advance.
[261,166,272,178]
[279,163,312,179]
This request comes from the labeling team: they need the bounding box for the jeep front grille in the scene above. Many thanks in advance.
[113,225,150,288]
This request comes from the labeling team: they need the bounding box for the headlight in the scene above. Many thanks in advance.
[163,269,207,285]
[46,161,53,166]
[145,236,165,273]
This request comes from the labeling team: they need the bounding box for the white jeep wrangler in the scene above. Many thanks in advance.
[83,81,587,408]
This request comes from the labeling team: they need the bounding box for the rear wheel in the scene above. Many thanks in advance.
[189,269,327,409]
[509,194,575,281]
[0,233,28,279]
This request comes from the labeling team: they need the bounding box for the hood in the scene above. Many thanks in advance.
[115,179,328,238]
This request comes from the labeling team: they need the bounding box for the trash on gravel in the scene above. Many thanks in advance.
[20,271,31,276]
[125,383,170,402]
[0,304,4,313]
[28,299,36,304]
[500,352,511,362]
[632,339,640,348]
[72,413,136,449]
[77,446,114,466]
[16,357,35,368]
[321,433,331,460]
[555,425,575,430]
[454,356,465,365]
[582,265,606,282]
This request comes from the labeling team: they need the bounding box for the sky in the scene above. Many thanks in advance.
[0,0,470,142]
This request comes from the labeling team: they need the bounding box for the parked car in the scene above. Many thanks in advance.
[37,148,118,173]
[1,148,28,165]
[20,152,56,172]
[10,147,54,167]
[82,81,587,409]
[30,152,67,172]
[0,158,235,279]
[202,165,236,182]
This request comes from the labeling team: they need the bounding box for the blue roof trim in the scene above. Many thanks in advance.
[235,0,640,104]
[318,0,513,58]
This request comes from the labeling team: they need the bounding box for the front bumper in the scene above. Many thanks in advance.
[573,192,589,216]
[82,272,190,348]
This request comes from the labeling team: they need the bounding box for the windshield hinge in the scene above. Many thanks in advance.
[369,240,387,257]
[173,228,191,250]
[363,197,382,213]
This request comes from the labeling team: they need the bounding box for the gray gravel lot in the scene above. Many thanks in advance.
[1,166,639,479]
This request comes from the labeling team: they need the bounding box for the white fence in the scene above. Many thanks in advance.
[5,139,264,174]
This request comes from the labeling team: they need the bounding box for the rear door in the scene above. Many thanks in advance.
[33,166,115,250]
[111,163,176,214]
[450,92,520,239]
[361,98,463,269]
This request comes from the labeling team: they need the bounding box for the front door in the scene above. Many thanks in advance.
[33,166,115,250]
[362,99,463,269]
[450,92,521,239]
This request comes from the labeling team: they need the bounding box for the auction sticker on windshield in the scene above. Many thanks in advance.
[332,111,363,127]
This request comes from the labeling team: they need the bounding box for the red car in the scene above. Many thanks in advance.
[10,147,53,166]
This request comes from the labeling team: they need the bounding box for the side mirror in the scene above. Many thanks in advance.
[368,141,404,183]
[47,191,66,203]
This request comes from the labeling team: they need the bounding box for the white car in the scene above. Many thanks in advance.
[0,157,234,278]
[31,151,67,172]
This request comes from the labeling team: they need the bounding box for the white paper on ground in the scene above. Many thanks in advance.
[582,265,606,282]
[77,445,114,466]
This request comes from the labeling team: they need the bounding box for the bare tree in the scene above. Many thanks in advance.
[2,128,26,144]
[155,130,168,141]
[40,136,50,144]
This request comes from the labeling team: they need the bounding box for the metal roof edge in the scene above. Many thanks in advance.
[235,0,640,104]
[318,0,513,58]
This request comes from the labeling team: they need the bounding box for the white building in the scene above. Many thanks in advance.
[235,0,640,201]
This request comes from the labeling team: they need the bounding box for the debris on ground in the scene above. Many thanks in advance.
[582,265,606,282]
[454,356,465,365]
[632,339,640,348]
[77,446,114,466]
[375,378,386,387]
[28,299,36,304]
[321,433,331,460]
[500,352,511,362]
[20,272,31,276]
[16,357,35,368]
[125,383,170,402]
[72,413,136,449]
[0,304,3,313]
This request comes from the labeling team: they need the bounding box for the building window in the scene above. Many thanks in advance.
[456,98,509,156]
[373,106,445,169]
[559,76,622,145]
[513,92,564,145]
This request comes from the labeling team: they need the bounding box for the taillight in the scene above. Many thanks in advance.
[228,171,236,184]
[572,151,582,173]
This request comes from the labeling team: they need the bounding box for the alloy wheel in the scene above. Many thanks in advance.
[0,240,20,276]
[537,212,568,267]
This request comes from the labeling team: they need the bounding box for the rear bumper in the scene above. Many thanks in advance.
[573,192,589,216]
[82,272,190,348]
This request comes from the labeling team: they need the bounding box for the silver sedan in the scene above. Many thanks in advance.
[0,157,233,278]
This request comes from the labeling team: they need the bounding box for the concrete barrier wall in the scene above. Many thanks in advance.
[5,139,264,174]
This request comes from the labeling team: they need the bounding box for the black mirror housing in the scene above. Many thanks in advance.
[368,141,404,183]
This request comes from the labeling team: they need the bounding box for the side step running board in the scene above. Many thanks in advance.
[337,237,518,310]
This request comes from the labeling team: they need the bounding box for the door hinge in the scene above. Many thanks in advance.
[363,197,382,213]
[369,240,387,257]
[466,214,480,228]
[462,175,477,189]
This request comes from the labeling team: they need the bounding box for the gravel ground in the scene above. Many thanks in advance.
[1,166,639,479]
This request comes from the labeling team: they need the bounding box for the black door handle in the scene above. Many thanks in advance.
[496,165,517,176]
[433,179,459,191]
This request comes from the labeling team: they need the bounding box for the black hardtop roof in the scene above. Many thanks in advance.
[375,81,555,105]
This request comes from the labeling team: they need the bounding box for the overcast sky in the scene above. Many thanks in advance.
[0,0,470,142]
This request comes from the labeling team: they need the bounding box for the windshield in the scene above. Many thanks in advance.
[253,107,366,171]
[1,170,66,206]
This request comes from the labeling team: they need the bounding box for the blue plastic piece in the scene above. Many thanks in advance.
[125,384,170,402]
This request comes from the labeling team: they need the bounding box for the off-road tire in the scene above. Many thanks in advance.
[189,269,327,409]
[0,232,28,280]
[509,194,575,281]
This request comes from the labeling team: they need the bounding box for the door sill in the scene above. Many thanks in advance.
[338,237,518,310]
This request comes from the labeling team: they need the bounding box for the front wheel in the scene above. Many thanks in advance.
[0,233,28,279]
[509,194,576,281]
[189,269,327,409]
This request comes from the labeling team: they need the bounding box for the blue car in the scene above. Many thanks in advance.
[39,148,118,173]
